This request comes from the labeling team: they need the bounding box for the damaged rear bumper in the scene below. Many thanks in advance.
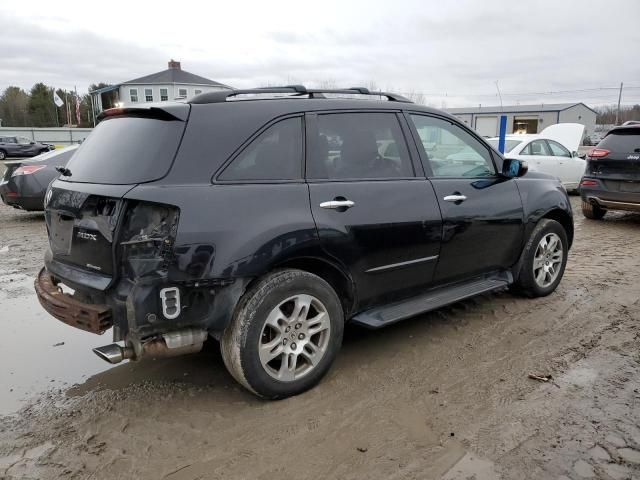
[34,268,113,334]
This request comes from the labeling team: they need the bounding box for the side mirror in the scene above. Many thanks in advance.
[30,141,35,145]
[502,158,528,178]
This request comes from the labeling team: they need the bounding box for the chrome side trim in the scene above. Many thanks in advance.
[365,255,439,274]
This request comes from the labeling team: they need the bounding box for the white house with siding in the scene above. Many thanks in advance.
[90,60,231,116]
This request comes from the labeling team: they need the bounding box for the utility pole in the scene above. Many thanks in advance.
[615,82,623,125]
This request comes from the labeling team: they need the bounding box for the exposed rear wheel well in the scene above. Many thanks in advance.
[541,209,573,248]
[275,258,355,317]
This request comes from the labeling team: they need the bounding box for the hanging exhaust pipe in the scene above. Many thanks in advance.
[93,328,208,364]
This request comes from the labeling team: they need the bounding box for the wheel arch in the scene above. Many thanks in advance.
[541,208,574,249]
[274,256,356,318]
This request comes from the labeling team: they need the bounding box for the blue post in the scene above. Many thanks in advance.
[498,115,507,154]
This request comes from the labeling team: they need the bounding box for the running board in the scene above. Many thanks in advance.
[351,272,513,329]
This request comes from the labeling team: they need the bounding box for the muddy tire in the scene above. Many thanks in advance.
[221,269,344,399]
[513,219,568,298]
[581,200,606,220]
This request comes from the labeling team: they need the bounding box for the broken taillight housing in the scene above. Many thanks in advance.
[12,165,46,176]
[119,201,180,279]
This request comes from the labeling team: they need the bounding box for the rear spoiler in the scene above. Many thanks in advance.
[98,103,190,122]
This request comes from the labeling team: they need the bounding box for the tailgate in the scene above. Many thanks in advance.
[45,182,133,278]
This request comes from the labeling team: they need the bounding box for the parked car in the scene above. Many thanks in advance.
[579,123,640,219]
[0,145,79,211]
[0,136,54,160]
[487,123,586,191]
[35,86,573,399]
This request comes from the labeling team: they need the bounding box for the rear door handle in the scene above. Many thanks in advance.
[320,200,355,210]
[443,194,467,203]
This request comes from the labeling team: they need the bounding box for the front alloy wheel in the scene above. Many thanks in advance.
[513,219,568,297]
[533,233,563,288]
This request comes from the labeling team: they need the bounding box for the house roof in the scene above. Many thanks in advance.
[446,102,597,115]
[121,68,231,88]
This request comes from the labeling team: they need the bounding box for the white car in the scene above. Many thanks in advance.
[487,123,586,191]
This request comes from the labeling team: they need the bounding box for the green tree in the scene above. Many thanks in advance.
[28,83,57,127]
[0,86,29,127]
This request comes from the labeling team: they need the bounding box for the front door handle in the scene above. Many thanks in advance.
[320,199,355,210]
[443,194,467,203]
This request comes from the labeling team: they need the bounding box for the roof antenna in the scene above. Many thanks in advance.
[495,80,503,111]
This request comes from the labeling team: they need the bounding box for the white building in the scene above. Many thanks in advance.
[90,60,231,115]
[445,103,597,141]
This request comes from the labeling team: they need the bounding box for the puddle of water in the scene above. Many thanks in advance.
[0,293,116,415]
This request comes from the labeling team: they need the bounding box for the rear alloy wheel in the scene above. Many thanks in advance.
[581,200,606,220]
[221,269,343,399]
[513,219,568,297]
[0,150,6,160]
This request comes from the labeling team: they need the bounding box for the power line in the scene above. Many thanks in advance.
[396,85,640,98]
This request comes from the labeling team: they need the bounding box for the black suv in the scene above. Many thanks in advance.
[580,122,640,219]
[0,136,53,160]
[35,86,573,399]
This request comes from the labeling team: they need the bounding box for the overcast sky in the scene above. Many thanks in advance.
[2,0,639,107]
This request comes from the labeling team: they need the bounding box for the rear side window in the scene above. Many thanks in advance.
[599,130,640,153]
[62,116,186,184]
[219,117,302,181]
[308,113,413,180]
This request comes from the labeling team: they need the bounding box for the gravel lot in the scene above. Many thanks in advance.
[0,194,639,480]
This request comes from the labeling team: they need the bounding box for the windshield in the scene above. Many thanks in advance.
[61,116,185,184]
[487,139,523,153]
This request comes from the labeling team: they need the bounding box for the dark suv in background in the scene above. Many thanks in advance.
[0,136,53,160]
[35,86,573,399]
[580,122,640,219]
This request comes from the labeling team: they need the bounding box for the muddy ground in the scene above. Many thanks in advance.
[0,196,639,480]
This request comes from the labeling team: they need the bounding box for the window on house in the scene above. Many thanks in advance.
[178,88,187,98]
[144,88,153,102]
[129,88,138,103]
[194,89,202,95]
[160,88,168,101]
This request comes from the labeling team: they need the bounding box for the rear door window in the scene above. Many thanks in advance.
[307,112,414,180]
[218,117,303,181]
[546,140,571,157]
[521,140,551,156]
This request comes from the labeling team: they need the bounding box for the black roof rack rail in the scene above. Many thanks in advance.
[189,86,412,104]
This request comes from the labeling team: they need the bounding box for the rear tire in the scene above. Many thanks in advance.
[513,219,568,298]
[0,150,6,160]
[581,200,606,220]
[221,269,344,399]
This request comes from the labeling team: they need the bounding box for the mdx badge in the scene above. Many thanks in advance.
[77,231,98,241]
